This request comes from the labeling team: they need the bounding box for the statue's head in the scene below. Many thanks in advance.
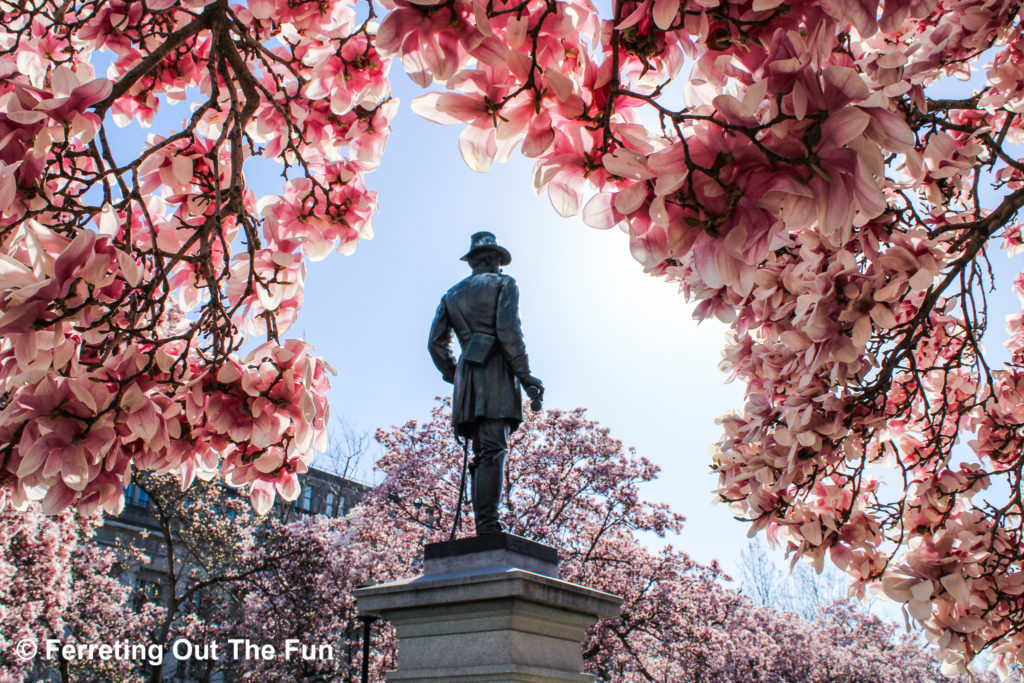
[461,231,511,268]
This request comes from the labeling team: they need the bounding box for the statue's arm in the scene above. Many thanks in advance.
[428,296,457,383]
[495,277,528,370]
[496,279,542,401]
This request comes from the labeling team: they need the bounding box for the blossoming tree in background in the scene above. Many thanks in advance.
[5,0,1024,673]
[0,403,998,681]
[237,402,988,682]
[0,504,161,682]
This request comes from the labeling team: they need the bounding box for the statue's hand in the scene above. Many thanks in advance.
[522,375,544,409]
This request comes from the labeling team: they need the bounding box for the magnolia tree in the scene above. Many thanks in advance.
[0,0,386,518]
[0,404,989,681]
[228,514,400,682]
[1,474,354,683]
[228,401,704,680]
[713,600,996,683]
[234,402,988,682]
[0,504,160,682]
[5,0,1024,673]
[126,472,316,683]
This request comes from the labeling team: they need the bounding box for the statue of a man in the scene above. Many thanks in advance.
[428,232,544,535]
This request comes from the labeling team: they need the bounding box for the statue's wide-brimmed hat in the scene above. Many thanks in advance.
[461,231,511,266]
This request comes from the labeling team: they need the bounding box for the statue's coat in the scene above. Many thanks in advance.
[428,272,529,438]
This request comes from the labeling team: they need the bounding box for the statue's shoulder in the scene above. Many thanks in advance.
[446,275,474,296]
[482,273,518,294]
[479,272,516,287]
[446,274,514,303]
[451,272,512,288]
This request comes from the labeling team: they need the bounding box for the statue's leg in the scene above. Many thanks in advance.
[470,418,509,535]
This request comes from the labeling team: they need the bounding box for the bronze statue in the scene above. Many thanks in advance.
[428,232,544,535]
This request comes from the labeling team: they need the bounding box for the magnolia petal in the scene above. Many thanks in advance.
[469,37,507,67]
[73,78,113,107]
[171,155,193,186]
[629,224,669,270]
[548,176,583,217]
[824,66,870,104]
[649,195,670,227]
[869,304,897,329]
[616,1,648,29]
[249,0,274,19]
[582,193,621,230]
[941,573,972,604]
[249,480,275,515]
[822,107,871,147]
[54,230,97,284]
[545,67,575,102]
[843,0,878,37]
[604,148,652,180]
[277,473,301,501]
[458,125,497,173]
[41,482,76,514]
[98,204,119,236]
[615,181,649,215]
[800,520,823,545]
[852,315,872,349]
[522,112,554,157]
[652,0,680,30]
[908,269,933,291]
[253,450,283,473]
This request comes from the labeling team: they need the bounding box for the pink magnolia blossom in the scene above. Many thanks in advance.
[1,0,391,516]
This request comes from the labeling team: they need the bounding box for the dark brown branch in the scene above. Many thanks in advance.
[93,7,217,116]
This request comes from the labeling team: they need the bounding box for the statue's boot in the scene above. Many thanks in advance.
[471,449,505,535]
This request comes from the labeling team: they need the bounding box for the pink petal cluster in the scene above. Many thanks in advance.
[0,504,161,681]
[1,0,392,515]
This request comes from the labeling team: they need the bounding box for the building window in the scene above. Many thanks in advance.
[295,485,313,512]
[125,484,149,509]
[325,491,336,516]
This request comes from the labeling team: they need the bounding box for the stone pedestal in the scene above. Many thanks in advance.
[354,533,622,683]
